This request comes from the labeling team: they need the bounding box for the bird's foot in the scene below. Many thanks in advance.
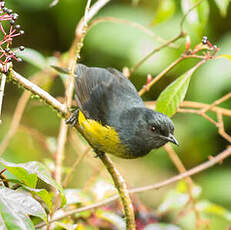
[66,109,79,127]
[94,151,105,158]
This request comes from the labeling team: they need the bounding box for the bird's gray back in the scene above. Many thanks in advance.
[74,64,144,127]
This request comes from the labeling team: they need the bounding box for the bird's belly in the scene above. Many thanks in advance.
[78,112,127,157]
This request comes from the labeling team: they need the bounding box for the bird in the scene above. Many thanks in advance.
[66,64,178,159]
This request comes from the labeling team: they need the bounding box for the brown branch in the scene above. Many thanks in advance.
[200,93,231,114]
[129,0,205,76]
[54,120,69,184]
[217,112,231,143]
[180,101,231,117]
[146,99,231,143]
[164,144,201,230]
[10,70,66,114]
[88,17,178,48]
[0,72,49,156]
[0,73,7,125]
[83,164,103,192]
[139,56,184,96]
[145,100,231,117]
[62,146,91,187]
[36,146,231,228]
[180,0,205,33]
[130,33,184,76]
[71,1,136,228]
[54,0,94,185]
[98,153,135,230]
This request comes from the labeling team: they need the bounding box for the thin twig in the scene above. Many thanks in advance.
[36,146,231,229]
[138,56,184,96]
[217,112,231,143]
[10,70,66,114]
[129,0,205,76]
[164,144,201,230]
[180,101,231,117]
[0,73,7,125]
[55,120,69,184]
[180,0,205,33]
[145,100,231,117]
[54,0,92,213]
[0,72,48,156]
[98,153,135,230]
[71,0,136,228]
[88,17,178,48]
[130,33,184,76]
[62,147,91,187]
[200,93,231,114]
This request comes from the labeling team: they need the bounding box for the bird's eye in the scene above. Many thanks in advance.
[150,126,155,132]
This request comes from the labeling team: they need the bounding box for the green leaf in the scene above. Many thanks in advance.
[181,0,209,34]
[23,186,53,212]
[0,159,66,207]
[197,200,231,222]
[96,210,126,230]
[0,187,47,230]
[0,159,37,188]
[214,0,230,17]
[17,48,47,69]
[156,63,201,117]
[153,0,175,25]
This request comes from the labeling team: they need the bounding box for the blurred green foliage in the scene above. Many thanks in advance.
[1,0,231,229]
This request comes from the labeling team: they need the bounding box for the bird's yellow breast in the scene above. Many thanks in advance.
[78,110,127,157]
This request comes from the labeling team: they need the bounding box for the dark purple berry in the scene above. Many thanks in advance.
[5,48,10,53]
[17,57,22,62]
[10,20,15,25]
[12,13,18,20]
[1,2,5,8]
[202,36,208,45]
[2,7,7,12]
[7,57,12,62]
[6,9,12,14]
[19,30,24,35]
[15,24,20,30]
[19,46,24,51]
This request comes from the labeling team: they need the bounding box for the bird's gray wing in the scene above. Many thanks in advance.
[74,64,144,125]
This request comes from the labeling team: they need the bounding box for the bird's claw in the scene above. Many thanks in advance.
[66,109,79,127]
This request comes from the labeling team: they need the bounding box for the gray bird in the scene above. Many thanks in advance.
[66,64,178,159]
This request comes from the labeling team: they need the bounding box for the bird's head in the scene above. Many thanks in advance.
[118,107,178,158]
[139,108,178,148]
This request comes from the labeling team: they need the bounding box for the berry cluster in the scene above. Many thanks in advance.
[202,36,218,51]
[0,1,24,72]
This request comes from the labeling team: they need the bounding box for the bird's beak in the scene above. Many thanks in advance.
[168,134,179,146]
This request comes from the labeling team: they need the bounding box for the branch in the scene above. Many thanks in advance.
[88,16,178,48]
[10,70,66,114]
[0,73,6,124]
[36,146,231,228]
[129,0,205,76]
[180,0,205,33]
[138,56,184,96]
[62,147,91,187]
[130,33,184,76]
[164,144,201,229]
[98,153,135,229]
[0,71,46,156]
